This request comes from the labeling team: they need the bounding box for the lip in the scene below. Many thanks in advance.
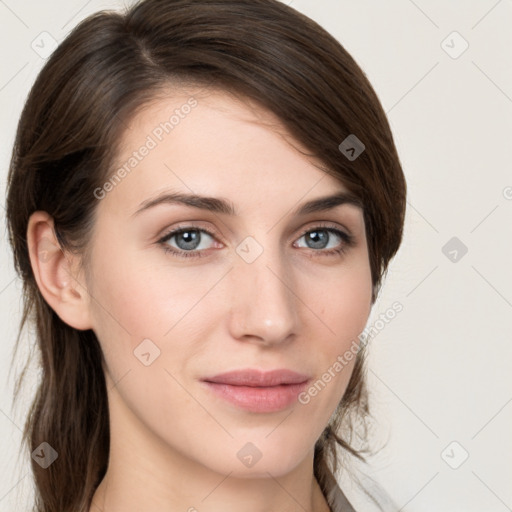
[201,369,310,413]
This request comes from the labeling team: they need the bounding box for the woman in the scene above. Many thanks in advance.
[6,1,406,511]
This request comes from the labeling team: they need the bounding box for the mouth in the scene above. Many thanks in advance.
[201,369,311,413]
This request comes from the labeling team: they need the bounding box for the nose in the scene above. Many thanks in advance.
[227,246,299,346]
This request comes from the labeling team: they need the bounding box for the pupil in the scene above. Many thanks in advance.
[307,230,328,249]
[177,230,200,250]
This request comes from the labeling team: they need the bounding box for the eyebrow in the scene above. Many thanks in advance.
[131,190,363,218]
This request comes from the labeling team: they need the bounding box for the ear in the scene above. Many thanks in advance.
[27,211,93,330]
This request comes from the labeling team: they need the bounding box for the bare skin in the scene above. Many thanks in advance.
[27,88,372,512]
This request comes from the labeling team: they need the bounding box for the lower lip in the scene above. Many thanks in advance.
[202,381,309,413]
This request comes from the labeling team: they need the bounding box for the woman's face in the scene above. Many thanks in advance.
[85,89,373,478]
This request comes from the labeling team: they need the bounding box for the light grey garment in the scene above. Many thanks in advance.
[324,468,400,512]
[324,470,357,512]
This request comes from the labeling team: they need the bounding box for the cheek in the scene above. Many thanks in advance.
[87,237,227,373]
[309,261,373,346]
[289,258,372,419]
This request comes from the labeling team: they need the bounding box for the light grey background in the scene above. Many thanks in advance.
[1,1,511,511]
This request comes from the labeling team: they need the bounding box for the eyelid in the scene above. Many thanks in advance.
[156,226,216,260]
[158,220,352,243]
[295,221,352,239]
[157,220,355,258]
[293,222,355,251]
[157,221,221,242]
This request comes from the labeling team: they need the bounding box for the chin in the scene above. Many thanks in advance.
[203,437,312,479]
[222,458,306,480]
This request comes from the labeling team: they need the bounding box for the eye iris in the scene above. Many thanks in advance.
[306,230,329,249]
[176,230,201,250]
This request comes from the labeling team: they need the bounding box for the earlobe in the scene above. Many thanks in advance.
[27,211,93,331]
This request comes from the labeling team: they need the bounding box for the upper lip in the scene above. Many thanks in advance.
[202,369,310,387]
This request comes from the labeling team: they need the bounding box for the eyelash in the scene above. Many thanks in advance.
[157,223,356,259]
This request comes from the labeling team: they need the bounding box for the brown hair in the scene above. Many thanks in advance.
[6,1,406,510]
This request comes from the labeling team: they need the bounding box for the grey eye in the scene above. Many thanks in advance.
[296,229,342,250]
[165,229,215,251]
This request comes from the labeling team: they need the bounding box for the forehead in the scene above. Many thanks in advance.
[98,88,358,218]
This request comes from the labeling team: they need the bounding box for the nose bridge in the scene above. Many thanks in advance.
[227,236,298,344]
